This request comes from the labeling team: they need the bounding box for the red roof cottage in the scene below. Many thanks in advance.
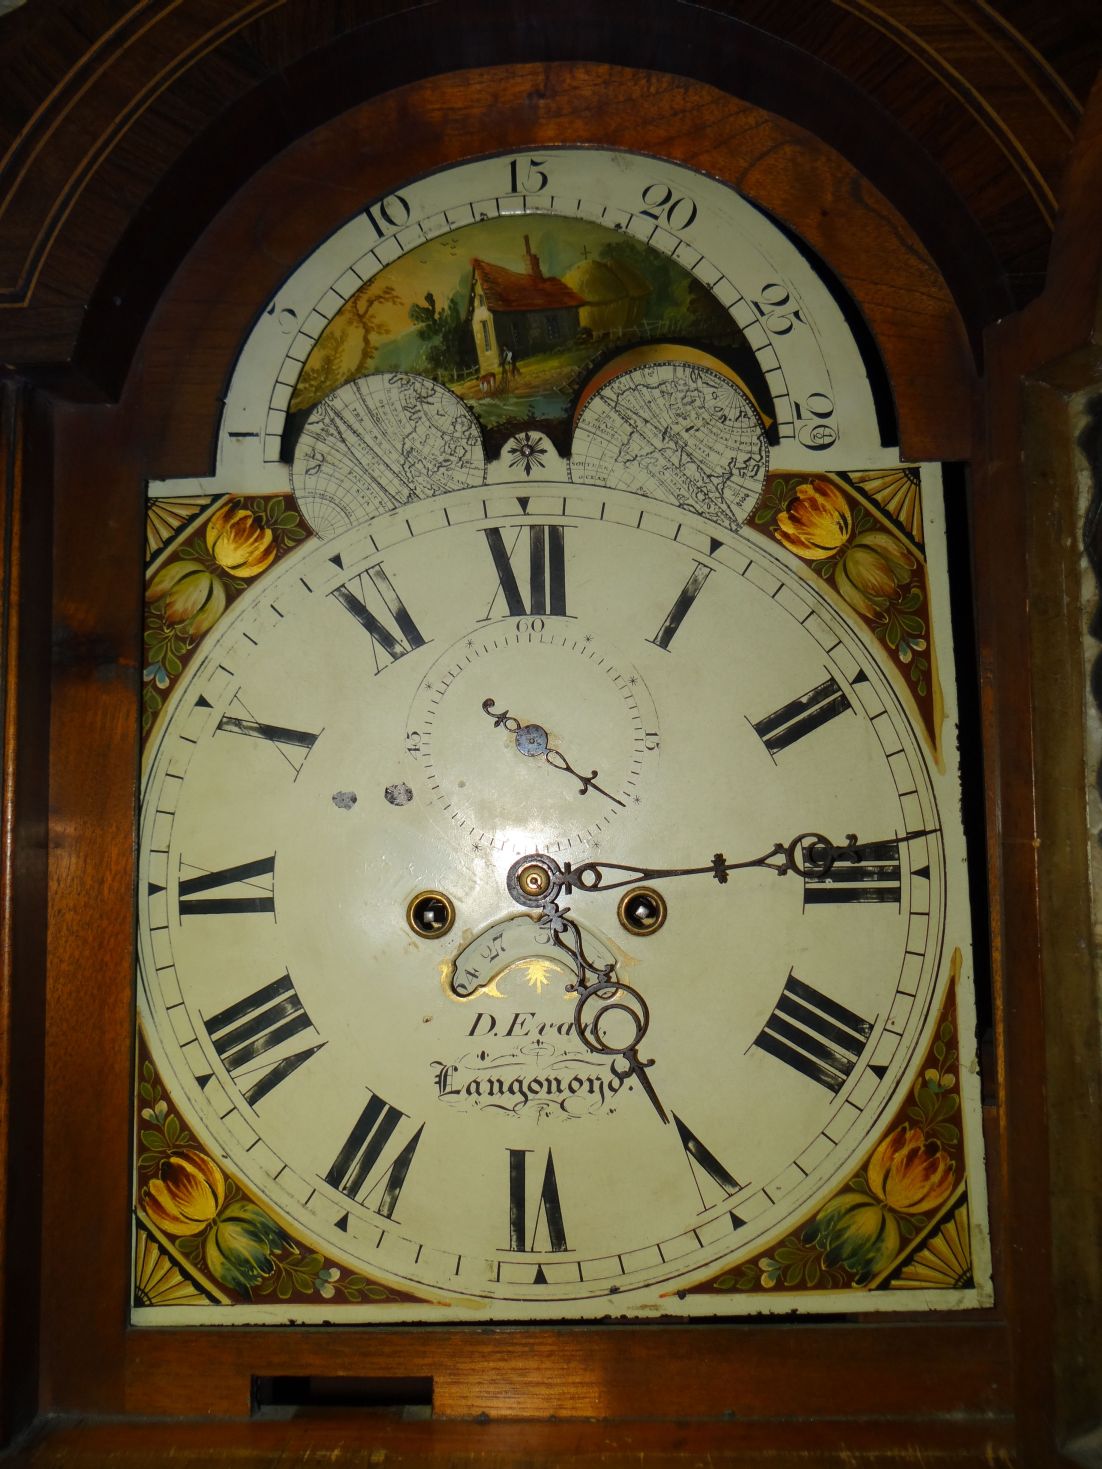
[468,235,584,382]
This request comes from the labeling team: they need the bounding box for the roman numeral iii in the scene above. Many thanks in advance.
[752,973,873,1093]
[482,524,568,619]
[803,838,902,906]
[203,973,324,1105]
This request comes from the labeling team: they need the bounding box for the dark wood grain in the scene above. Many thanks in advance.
[0,379,52,1446]
[0,0,1097,390]
[4,1414,1021,1467]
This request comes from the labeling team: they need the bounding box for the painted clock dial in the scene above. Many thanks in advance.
[134,150,990,1323]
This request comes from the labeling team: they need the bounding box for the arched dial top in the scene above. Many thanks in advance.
[209,148,886,497]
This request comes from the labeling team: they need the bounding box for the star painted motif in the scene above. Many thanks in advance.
[507,432,548,477]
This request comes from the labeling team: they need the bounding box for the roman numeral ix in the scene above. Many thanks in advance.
[178,855,275,917]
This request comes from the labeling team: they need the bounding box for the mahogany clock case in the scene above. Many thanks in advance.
[1,6,1101,1465]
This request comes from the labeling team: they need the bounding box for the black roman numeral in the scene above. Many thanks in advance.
[752,973,873,1093]
[751,674,852,755]
[803,839,902,906]
[203,973,324,1105]
[649,563,713,650]
[482,525,568,620]
[178,855,275,917]
[506,1148,568,1252]
[332,562,427,671]
[216,694,319,774]
[324,1093,424,1220]
[673,1113,742,1210]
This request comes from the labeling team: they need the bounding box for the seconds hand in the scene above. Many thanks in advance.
[483,697,625,806]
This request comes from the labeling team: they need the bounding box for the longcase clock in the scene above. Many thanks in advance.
[11,44,1089,1464]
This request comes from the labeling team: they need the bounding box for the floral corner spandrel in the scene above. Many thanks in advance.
[132,1034,430,1311]
[143,494,311,740]
[748,468,945,767]
[681,952,980,1299]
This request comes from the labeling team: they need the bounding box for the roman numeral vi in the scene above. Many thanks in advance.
[506,1148,568,1252]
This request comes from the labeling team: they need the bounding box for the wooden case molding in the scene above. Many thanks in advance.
[1,5,1101,1465]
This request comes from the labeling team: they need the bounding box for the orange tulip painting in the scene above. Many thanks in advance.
[142,1150,226,1237]
[749,469,942,762]
[143,495,308,737]
[134,1055,421,1308]
[686,960,971,1298]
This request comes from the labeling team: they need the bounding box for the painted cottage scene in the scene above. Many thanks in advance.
[287,215,771,455]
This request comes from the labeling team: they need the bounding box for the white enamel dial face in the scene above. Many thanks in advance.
[138,482,956,1321]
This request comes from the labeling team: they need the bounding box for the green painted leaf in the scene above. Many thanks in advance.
[141,1129,166,1151]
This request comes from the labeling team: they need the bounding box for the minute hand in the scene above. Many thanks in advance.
[559,829,940,895]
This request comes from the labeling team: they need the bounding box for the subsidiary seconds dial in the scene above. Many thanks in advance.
[410,619,659,853]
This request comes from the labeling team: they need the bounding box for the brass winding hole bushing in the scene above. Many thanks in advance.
[617,886,667,936]
[407,890,456,938]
